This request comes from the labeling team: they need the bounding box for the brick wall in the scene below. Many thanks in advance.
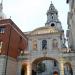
[0,19,27,59]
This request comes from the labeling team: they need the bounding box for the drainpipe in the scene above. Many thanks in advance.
[5,26,12,75]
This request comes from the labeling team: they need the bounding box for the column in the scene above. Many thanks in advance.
[27,63,32,75]
[59,57,64,75]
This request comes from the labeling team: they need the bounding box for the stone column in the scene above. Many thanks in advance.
[27,63,32,75]
[59,57,64,75]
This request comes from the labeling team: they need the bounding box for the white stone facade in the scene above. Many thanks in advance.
[0,1,75,75]
[0,55,17,75]
[17,2,75,75]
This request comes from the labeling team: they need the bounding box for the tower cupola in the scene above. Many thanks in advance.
[45,2,62,31]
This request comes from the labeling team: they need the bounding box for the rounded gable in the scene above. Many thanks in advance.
[30,26,58,35]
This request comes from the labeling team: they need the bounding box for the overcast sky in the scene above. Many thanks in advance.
[2,0,69,33]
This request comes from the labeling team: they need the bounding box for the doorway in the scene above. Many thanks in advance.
[21,64,27,75]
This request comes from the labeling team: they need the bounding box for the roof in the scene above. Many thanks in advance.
[0,19,28,40]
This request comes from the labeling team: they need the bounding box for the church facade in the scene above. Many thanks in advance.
[0,0,75,75]
[17,2,75,75]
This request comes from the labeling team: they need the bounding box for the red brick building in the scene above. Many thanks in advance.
[0,19,27,58]
[0,19,27,75]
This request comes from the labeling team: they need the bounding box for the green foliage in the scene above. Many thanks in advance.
[37,62,46,73]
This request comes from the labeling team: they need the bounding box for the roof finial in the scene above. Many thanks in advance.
[51,1,52,4]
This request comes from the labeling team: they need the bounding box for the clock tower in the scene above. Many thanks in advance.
[45,2,62,31]
[18,2,68,75]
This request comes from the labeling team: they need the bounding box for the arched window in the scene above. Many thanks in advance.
[42,40,47,50]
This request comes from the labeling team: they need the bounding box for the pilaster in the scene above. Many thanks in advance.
[27,63,32,75]
[59,57,65,75]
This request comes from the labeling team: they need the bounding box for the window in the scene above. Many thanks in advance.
[0,27,5,33]
[0,41,3,53]
[42,40,47,50]
[32,40,37,50]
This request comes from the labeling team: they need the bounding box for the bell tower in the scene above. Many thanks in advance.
[45,2,63,31]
